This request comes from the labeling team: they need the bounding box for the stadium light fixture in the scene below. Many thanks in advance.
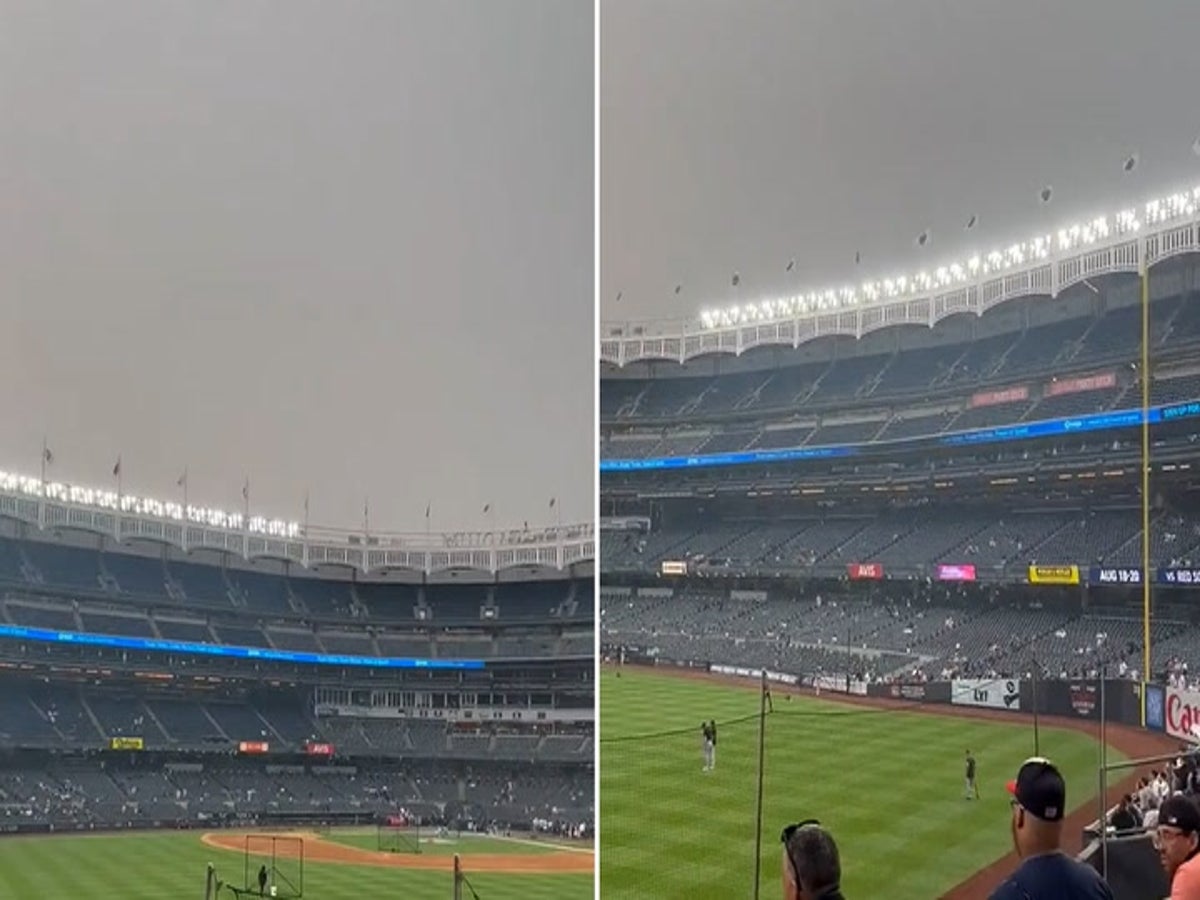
[0,468,302,539]
[695,184,1200,330]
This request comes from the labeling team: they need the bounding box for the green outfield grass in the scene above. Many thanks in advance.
[0,829,592,900]
[600,668,1120,900]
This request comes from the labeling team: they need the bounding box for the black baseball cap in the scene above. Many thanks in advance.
[1006,757,1066,822]
[1160,795,1200,833]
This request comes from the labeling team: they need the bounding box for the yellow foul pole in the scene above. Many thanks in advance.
[1140,262,1152,724]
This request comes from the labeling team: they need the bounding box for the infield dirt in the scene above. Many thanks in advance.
[201,831,593,875]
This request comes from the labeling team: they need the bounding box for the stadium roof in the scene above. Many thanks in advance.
[0,466,592,575]
[601,184,1200,368]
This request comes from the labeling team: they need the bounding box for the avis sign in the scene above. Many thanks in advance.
[952,679,1021,711]
[1165,686,1200,741]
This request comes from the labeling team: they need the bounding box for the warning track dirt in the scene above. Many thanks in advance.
[200,831,593,875]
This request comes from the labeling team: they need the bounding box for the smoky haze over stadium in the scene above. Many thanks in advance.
[602,0,1200,328]
[599,3,1200,899]
[0,5,596,899]
[0,0,593,533]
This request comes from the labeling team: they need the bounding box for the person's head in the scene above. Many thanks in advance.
[781,820,841,900]
[1155,794,1200,879]
[1006,757,1066,857]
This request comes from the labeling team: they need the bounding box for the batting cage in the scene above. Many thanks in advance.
[377,820,422,854]
[226,834,304,899]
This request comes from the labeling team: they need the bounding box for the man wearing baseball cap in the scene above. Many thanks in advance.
[1155,793,1200,897]
[989,757,1114,899]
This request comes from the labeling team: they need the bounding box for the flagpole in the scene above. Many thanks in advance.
[304,490,310,537]
[40,437,48,486]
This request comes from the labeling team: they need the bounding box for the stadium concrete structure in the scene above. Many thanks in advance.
[600,185,1200,899]
[0,472,594,846]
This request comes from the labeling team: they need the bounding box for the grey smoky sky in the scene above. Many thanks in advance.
[602,0,1200,327]
[0,0,593,533]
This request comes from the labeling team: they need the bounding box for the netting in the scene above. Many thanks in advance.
[243,835,304,899]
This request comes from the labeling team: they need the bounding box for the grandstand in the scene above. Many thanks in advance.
[600,186,1200,900]
[0,472,594,839]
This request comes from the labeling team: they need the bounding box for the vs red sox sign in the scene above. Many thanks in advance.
[1165,686,1200,742]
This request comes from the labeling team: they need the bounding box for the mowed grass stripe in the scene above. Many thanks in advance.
[600,669,1118,900]
[0,830,591,900]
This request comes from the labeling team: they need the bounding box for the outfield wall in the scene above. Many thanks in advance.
[0,810,382,837]
[612,648,1162,732]
[867,677,1147,727]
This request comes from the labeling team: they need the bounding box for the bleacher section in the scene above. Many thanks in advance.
[0,755,592,834]
[601,293,1200,458]
[0,536,592,661]
[601,508,1200,576]
[603,587,1197,684]
[0,529,594,840]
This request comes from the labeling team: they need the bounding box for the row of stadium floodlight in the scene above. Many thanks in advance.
[0,468,583,543]
[694,185,1200,330]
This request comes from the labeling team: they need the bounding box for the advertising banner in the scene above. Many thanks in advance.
[881,683,927,701]
[951,679,1021,711]
[1044,371,1117,397]
[1146,684,1166,732]
[970,385,1030,408]
[1160,568,1200,586]
[1165,686,1200,741]
[109,737,144,751]
[709,663,800,686]
[306,742,335,757]
[936,564,977,582]
[1066,682,1099,718]
[1089,567,1143,586]
[238,741,270,754]
[810,675,868,695]
[1028,565,1080,586]
[660,560,688,576]
[867,681,951,703]
[847,563,884,580]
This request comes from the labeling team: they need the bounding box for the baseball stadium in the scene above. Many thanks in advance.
[599,185,1200,899]
[0,473,594,900]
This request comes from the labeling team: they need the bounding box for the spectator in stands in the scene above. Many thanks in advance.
[781,820,844,900]
[1155,794,1200,898]
[1111,794,1141,832]
[990,758,1113,899]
